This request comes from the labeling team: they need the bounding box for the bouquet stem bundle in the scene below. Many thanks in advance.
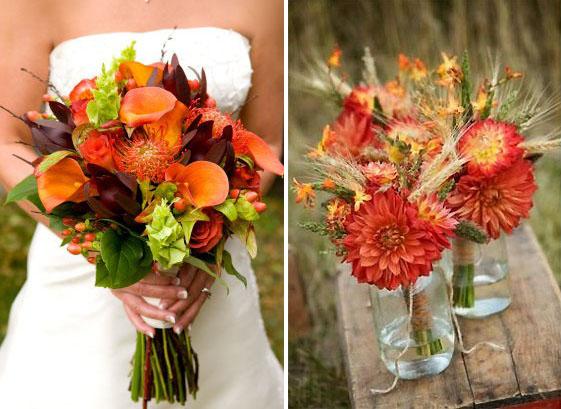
[452,238,476,309]
[403,287,444,357]
[131,329,199,407]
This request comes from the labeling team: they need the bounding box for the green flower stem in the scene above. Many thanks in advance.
[404,287,444,358]
[452,238,476,309]
[130,329,199,407]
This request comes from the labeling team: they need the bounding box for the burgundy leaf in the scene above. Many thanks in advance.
[146,67,162,87]
[204,139,227,164]
[174,64,190,105]
[48,101,75,127]
[223,142,236,175]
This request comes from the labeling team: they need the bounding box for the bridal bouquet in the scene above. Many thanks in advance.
[294,47,559,376]
[5,43,283,406]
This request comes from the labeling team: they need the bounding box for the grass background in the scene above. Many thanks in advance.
[288,1,561,407]
[0,178,284,363]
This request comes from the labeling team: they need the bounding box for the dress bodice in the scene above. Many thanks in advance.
[49,27,253,115]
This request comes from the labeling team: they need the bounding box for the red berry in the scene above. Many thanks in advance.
[62,217,75,227]
[81,241,93,250]
[245,191,259,203]
[84,233,96,242]
[75,222,86,232]
[229,189,241,199]
[67,243,81,255]
[71,236,81,244]
[87,256,97,265]
[253,202,267,213]
[126,78,137,90]
[114,70,123,83]
[62,229,72,237]
[26,111,41,122]
[174,198,187,213]
[188,79,199,91]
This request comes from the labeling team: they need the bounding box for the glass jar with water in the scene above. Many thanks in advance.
[449,236,510,318]
[369,267,455,379]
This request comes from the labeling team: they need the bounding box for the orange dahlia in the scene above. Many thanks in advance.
[343,189,442,290]
[459,119,524,177]
[323,111,380,157]
[446,159,536,239]
[362,161,398,187]
[415,194,458,250]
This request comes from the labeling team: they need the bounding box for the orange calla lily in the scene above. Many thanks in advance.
[233,130,284,175]
[119,87,177,128]
[119,61,163,87]
[165,161,229,208]
[144,100,188,149]
[36,158,90,213]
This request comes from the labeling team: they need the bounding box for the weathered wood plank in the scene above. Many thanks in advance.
[288,246,312,339]
[501,224,561,400]
[336,224,561,408]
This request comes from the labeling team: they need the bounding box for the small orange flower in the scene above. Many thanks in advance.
[398,54,411,71]
[472,84,489,114]
[411,58,428,81]
[327,46,342,68]
[436,53,462,87]
[325,197,351,232]
[505,66,523,80]
[322,178,336,189]
[293,178,315,208]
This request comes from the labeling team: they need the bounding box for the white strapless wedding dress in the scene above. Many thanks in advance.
[0,28,283,409]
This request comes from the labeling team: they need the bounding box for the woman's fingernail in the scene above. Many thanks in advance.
[158,302,165,310]
[167,315,176,324]
[173,277,181,285]
[178,290,188,299]
[174,326,182,335]
[146,331,154,338]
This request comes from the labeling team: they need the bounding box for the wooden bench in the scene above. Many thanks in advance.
[336,224,561,409]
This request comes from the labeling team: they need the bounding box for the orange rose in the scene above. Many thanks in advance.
[190,210,224,253]
[79,130,116,171]
[69,78,96,103]
[71,99,90,126]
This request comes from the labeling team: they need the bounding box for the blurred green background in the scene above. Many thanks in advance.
[0,178,284,363]
[288,0,561,408]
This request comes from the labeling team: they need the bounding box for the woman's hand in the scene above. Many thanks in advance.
[111,272,189,337]
[159,265,215,335]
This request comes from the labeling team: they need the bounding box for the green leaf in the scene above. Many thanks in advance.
[236,155,254,170]
[139,179,153,208]
[49,215,65,232]
[60,235,73,247]
[5,175,38,205]
[234,197,259,221]
[36,150,75,174]
[215,199,238,221]
[230,220,258,258]
[222,250,247,287]
[185,255,229,293]
[95,259,112,287]
[98,229,151,288]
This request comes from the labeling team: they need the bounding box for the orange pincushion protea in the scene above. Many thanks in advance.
[446,159,536,239]
[459,119,524,177]
[343,189,442,290]
[113,129,178,182]
[185,107,235,138]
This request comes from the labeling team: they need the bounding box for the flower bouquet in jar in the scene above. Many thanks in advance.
[4,42,283,407]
